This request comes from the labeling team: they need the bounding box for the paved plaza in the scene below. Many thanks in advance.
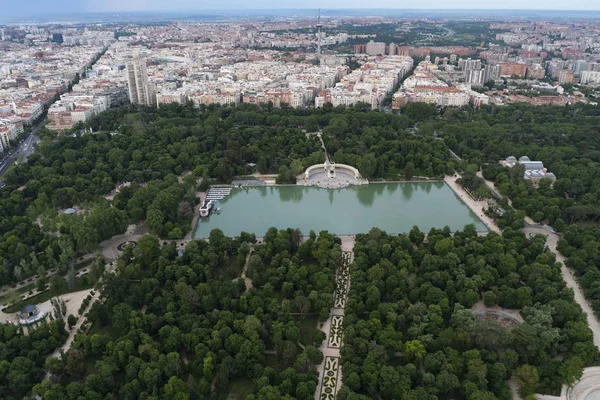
[302,169,365,189]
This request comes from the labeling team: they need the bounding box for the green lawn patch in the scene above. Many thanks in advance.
[294,314,318,346]
[2,277,93,313]
[0,283,36,303]
[74,258,95,271]
[264,354,279,369]
[216,255,244,280]
[227,377,254,399]
[84,355,101,375]
[88,321,118,339]
[16,283,35,293]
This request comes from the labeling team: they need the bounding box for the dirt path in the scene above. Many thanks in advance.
[49,288,99,358]
[235,250,254,292]
[447,172,600,349]
[44,263,115,368]
[475,170,536,225]
[445,170,600,398]
[523,227,600,349]
[508,377,521,400]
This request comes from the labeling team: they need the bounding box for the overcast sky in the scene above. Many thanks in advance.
[4,0,600,16]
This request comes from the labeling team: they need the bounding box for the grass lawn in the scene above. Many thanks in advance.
[217,255,244,280]
[84,355,101,375]
[2,277,94,313]
[16,283,35,293]
[0,283,36,303]
[74,258,94,271]
[294,314,318,346]
[88,320,118,339]
[227,377,255,399]
[264,354,279,369]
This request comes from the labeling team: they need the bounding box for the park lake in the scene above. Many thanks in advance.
[193,182,488,238]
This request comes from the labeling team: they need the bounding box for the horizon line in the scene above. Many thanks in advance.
[4,8,600,22]
[7,8,600,14]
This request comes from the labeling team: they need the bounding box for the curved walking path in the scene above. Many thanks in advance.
[43,262,115,381]
[476,170,536,225]
[523,226,600,349]
[446,173,600,347]
[234,250,254,292]
[443,171,600,400]
[49,288,99,358]
[565,367,600,400]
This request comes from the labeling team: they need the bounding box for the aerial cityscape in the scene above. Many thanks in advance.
[2,3,600,400]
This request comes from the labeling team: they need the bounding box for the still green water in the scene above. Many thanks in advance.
[193,182,488,238]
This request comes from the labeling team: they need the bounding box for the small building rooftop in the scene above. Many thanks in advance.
[20,304,37,314]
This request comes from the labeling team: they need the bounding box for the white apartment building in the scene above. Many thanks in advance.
[388,43,397,56]
[470,92,490,107]
[580,70,600,85]
[156,92,188,107]
[189,92,241,107]
[458,58,482,71]
[46,95,109,130]
[71,107,94,123]
[365,41,386,56]
[0,119,24,149]
[13,100,44,124]
[466,69,486,86]
[438,91,471,107]
[126,59,155,106]
[393,90,471,108]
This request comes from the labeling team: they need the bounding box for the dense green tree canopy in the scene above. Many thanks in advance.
[0,103,453,286]
[339,227,596,399]
[2,101,600,399]
[33,228,338,399]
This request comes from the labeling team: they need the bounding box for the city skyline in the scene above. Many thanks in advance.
[4,1,600,17]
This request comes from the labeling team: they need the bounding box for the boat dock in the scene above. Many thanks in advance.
[205,187,232,201]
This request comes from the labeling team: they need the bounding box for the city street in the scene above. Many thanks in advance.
[0,124,42,179]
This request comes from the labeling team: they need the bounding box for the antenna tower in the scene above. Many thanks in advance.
[316,9,322,57]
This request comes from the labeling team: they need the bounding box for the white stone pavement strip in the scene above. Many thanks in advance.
[333,252,351,309]
[319,356,341,400]
[328,315,343,348]
[443,174,501,234]
[315,245,353,400]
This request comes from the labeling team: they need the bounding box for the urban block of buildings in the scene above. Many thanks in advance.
[3,18,600,138]
[316,56,414,109]
[392,57,489,109]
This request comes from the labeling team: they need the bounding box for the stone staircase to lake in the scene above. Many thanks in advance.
[205,187,232,201]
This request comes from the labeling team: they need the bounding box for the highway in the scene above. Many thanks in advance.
[0,123,42,181]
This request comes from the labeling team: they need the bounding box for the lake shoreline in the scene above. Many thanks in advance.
[192,182,487,239]
[444,175,501,234]
[225,179,445,189]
